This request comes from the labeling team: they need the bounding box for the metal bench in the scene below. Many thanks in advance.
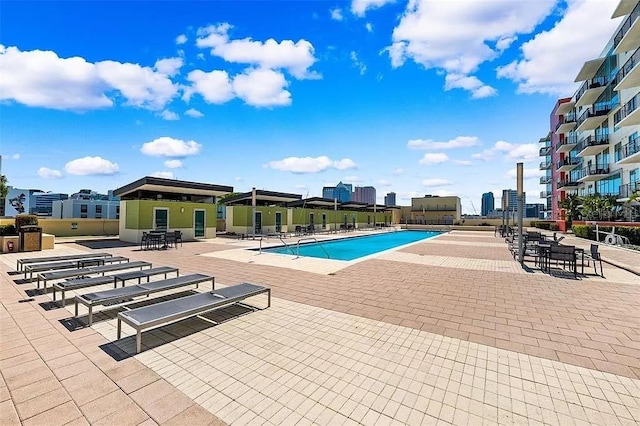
[53,276,115,307]
[37,261,151,290]
[117,283,270,353]
[17,253,113,271]
[75,273,214,326]
[112,266,179,287]
[24,256,129,280]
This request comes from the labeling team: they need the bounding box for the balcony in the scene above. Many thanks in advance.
[557,179,579,189]
[575,76,608,107]
[576,103,611,132]
[556,100,576,115]
[555,114,577,134]
[574,58,606,82]
[556,157,580,172]
[577,165,612,182]
[614,1,640,53]
[540,191,552,198]
[539,160,552,170]
[613,0,638,18]
[555,134,579,153]
[576,135,610,157]
[614,48,640,91]
[615,93,640,127]
[618,181,640,199]
[539,146,551,156]
[616,135,640,164]
[539,175,552,185]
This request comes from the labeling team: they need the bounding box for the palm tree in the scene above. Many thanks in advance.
[559,194,581,224]
[0,175,8,200]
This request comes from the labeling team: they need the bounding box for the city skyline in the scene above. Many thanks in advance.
[0,0,625,213]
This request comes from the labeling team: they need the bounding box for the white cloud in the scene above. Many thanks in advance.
[419,153,449,164]
[154,57,183,77]
[422,178,453,187]
[330,8,344,21]
[164,159,183,168]
[365,22,374,33]
[160,109,179,121]
[185,108,203,118]
[0,45,112,110]
[497,0,622,95]
[387,0,555,97]
[453,160,473,166]
[444,74,497,99]
[232,68,291,107]
[235,176,244,182]
[37,167,63,179]
[196,24,318,79]
[151,171,174,179]
[472,141,538,163]
[95,60,178,110]
[408,136,480,150]
[505,167,544,180]
[176,34,188,45]
[197,53,205,61]
[265,156,357,173]
[378,179,391,186]
[393,168,404,175]
[141,137,202,157]
[496,35,517,52]
[11,153,20,160]
[184,69,234,104]
[64,156,119,176]
[350,51,367,75]
[352,0,395,17]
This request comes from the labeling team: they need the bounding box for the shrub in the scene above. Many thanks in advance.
[0,225,17,236]
[14,215,39,229]
[533,221,552,230]
[480,222,491,226]
[572,224,640,245]
[550,223,560,231]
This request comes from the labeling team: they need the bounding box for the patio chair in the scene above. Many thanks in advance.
[584,244,604,277]
[548,245,577,278]
[174,230,183,247]
[140,232,149,250]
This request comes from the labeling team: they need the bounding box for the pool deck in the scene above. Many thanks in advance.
[1,229,640,425]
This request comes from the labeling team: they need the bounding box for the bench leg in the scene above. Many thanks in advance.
[117,318,121,339]
[136,329,142,354]
[88,306,93,326]
[74,300,78,317]
[62,289,66,307]
[212,277,215,291]
[53,286,57,301]
[267,290,271,308]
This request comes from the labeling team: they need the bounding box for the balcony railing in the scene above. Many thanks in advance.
[616,134,640,161]
[555,113,577,131]
[555,134,578,151]
[539,161,552,170]
[576,134,610,152]
[575,76,608,103]
[557,179,579,188]
[614,93,640,125]
[613,47,640,86]
[577,103,611,127]
[539,175,552,185]
[539,146,551,156]
[540,191,551,198]
[579,165,610,179]
[556,158,580,170]
[619,181,640,198]
[613,1,640,50]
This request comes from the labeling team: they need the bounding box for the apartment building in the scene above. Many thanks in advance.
[541,0,640,221]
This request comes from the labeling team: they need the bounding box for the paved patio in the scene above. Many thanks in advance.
[1,229,639,425]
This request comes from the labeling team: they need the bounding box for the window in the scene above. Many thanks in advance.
[80,204,88,219]
[116,206,120,219]
[95,205,102,219]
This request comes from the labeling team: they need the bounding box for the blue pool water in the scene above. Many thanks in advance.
[263,230,441,261]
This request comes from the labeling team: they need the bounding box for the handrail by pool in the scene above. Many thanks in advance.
[296,237,330,259]
[279,237,296,255]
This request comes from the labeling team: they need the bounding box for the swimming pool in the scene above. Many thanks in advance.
[263,230,441,261]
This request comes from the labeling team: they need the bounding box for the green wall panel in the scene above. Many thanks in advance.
[125,200,217,230]
[125,201,140,229]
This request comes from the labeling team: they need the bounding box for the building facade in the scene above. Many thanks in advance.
[322,181,353,202]
[481,192,495,217]
[384,192,397,206]
[31,192,68,216]
[399,195,462,224]
[541,0,640,221]
[501,189,526,213]
[353,186,376,204]
[52,199,119,219]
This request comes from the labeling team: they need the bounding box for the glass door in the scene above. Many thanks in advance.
[154,208,168,231]
[254,211,262,234]
[275,212,282,233]
[194,210,205,238]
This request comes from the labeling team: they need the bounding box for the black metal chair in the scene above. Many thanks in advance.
[140,232,149,250]
[174,230,183,247]
[584,244,604,277]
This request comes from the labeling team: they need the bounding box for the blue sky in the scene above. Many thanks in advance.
[0,0,623,213]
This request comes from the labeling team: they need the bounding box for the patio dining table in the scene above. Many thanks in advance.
[538,243,585,275]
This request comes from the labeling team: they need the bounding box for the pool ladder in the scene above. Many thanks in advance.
[296,237,330,259]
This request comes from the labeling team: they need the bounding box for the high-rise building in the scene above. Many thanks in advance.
[353,186,376,204]
[540,0,640,221]
[322,181,352,202]
[31,192,69,216]
[481,192,494,216]
[384,192,396,206]
[501,189,526,211]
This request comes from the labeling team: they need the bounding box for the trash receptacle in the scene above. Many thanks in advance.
[19,225,43,252]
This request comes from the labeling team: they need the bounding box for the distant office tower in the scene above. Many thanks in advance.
[353,186,376,204]
[502,189,526,217]
[481,192,494,217]
[322,181,353,202]
[525,203,545,219]
[31,192,69,216]
[384,192,396,206]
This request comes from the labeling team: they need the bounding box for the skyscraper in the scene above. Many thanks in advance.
[322,181,352,202]
[502,189,526,216]
[353,186,376,204]
[481,192,494,217]
[384,192,396,206]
